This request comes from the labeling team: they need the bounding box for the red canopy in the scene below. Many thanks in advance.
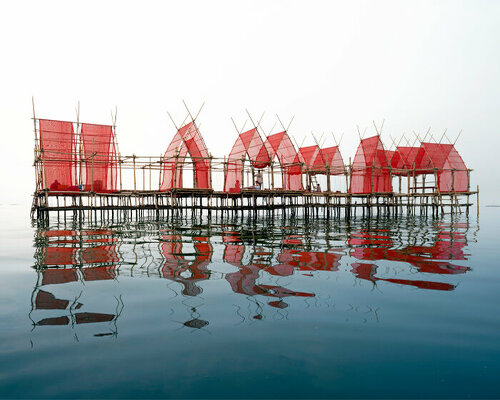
[350,136,391,194]
[160,122,211,191]
[39,119,77,191]
[224,128,270,192]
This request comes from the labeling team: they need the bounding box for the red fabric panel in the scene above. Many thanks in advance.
[298,145,320,168]
[392,147,420,174]
[224,128,270,192]
[160,122,211,190]
[39,119,77,191]
[320,146,345,175]
[438,146,469,192]
[350,136,391,193]
[160,126,187,190]
[81,123,117,193]
[264,131,301,190]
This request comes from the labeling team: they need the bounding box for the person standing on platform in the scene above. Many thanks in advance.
[255,170,263,190]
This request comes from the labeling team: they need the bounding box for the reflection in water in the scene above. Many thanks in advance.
[31,215,474,339]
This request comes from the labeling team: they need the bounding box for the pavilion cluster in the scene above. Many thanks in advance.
[35,116,469,195]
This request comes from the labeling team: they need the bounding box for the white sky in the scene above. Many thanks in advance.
[0,0,498,204]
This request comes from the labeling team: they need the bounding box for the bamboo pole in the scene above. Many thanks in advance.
[91,138,95,192]
[476,184,479,218]
[133,154,136,191]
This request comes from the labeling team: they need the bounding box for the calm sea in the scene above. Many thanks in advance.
[0,205,498,399]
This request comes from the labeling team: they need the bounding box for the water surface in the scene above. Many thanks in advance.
[0,205,499,398]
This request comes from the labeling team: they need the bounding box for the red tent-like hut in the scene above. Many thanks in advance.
[224,127,270,193]
[261,131,302,190]
[350,135,391,194]
[160,121,211,191]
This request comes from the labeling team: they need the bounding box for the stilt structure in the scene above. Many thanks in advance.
[31,104,476,222]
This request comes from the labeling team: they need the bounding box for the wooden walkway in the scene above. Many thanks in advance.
[32,188,478,221]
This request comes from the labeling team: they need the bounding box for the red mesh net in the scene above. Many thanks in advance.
[298,145,321,169]
[412,143,469,192]
[224,128,270,192]
[350,136,391,193]
[160,122,211,191]
[438,146,469,192]
[39,119,77,191]
[263,131,301,190]
[391,146,420,174]
[320,146,345,175]
[81,123,117,193]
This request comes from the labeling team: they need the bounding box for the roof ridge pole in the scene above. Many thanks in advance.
[438,128,448,144]
[111,106,121,191]
[257,111,266,128]
[311,132,326,165]
[276,114,287,133]
[245,108,259,130]
[167,111,180,131]
[193,101,205,123]
[356,125,362,141]
[246,109,271,161]
[331,131,339,147]
[372,120,380,136]
[32,96,43,191]
[453,129,463,146]
[77,101,81,190]
[230,117,243,134]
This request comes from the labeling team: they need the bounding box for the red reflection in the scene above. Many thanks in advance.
[82,266,116,281]
[42,247,77,266]
[81,245,119,264]
[41,268,78,285]
[75,312,115,324]
[36,316,70,326]
[351,263,455,291]
[35,290,69,309]
[160,236,212,296]
[276,249,342,273]
[224,244,315,299]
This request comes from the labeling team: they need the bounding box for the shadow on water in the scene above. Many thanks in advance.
[30,212,475,339]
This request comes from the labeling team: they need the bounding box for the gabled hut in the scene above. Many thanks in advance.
[414,143,469,192]
[390,146,420,175]
[319,146,345,176]
[350,135,391,194]
[262,131,302,190]
[160,121,211,191]
[224,127,270,192]
[296,145,345,191]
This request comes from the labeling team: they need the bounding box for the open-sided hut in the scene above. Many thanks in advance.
[160,121,211,191]
[350,135,391,194]
[262,131,302,190]
[224,127,270,192]
[414,143,469,192]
